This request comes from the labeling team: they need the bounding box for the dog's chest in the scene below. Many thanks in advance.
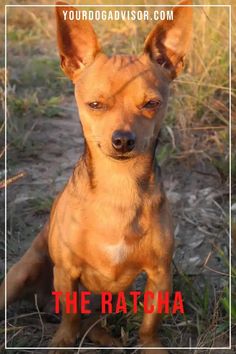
[61,172,154,283]
[79,239,142,293]
[103,241,130,264]
[86,182,148,237]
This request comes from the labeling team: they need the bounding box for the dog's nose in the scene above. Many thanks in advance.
[112,130,136,153]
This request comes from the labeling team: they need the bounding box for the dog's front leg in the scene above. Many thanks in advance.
[139,266,172,354]
[50,266,80,349]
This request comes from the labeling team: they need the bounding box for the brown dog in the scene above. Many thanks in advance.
[1,1,192,352]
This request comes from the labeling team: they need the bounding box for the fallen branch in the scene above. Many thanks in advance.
[0,171,27,189]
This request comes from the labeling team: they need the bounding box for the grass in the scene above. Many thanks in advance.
[106,261,233,349]
[1,265,233,351]
[0,0,235,352]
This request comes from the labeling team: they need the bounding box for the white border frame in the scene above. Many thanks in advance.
[4,3,232,351]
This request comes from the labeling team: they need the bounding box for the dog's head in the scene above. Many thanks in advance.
[55,1,192,161]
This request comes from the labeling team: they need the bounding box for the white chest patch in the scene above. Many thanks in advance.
[103,242,131,265]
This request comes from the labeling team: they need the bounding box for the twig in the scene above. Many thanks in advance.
[0,122,4,134]
[192,170,219,179]
[203,252,229,276]
[77,315,109,352]
[34,294,45,347]
[0,171,26,189]
[204,265,229,277]
[178,126,226,131]
[0,327,24,349]
[176,80,231,92]
[0,146,5,160]
[1,311,58,323]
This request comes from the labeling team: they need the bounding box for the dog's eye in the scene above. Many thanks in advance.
[142,100,161,109]
[88,101,105,110]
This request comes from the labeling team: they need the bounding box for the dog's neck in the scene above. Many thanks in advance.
[81,141,158,195]
[70,141,162,240]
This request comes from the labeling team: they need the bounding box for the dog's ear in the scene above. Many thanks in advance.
[144,0,192,79]
[55,2,100,80]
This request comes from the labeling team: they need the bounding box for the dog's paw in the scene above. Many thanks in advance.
[80,316,122,349]
[86,325,122,347]
[49,327,77,353]
[140,337,168,354]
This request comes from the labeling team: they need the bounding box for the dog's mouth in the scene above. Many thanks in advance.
[97,143,136,161]
[109,154,133,161]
